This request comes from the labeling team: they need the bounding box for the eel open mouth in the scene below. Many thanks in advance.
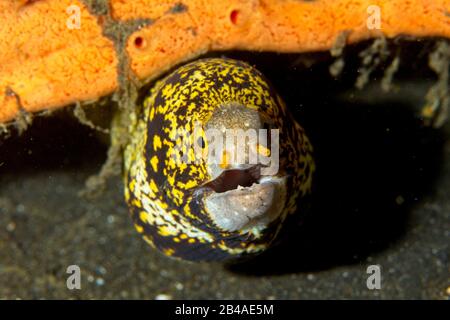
[203,165,262,193]
[198,165,287,232]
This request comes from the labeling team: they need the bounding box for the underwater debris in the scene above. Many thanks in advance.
[355,37,390,90]
[381,55,400,92]
[0,123,9,139]
[329,30,351,77]
[423,41,449,128]
[73,102,110,134]
[5,87,33,135]
[78,4,149,198]
[78,142,122,198]
[14,108,33,136]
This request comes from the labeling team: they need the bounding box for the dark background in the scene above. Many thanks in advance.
[0,38,448,299]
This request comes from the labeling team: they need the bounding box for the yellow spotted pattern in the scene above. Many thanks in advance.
[119,58,315,261]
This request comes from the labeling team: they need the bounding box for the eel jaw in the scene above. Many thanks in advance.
[200,165,287,232]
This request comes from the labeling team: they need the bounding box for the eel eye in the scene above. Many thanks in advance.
[197,137,206,149]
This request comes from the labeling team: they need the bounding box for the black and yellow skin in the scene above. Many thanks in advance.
[120,58,314,261]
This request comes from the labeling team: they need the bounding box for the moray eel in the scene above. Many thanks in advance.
[119,58,314,261]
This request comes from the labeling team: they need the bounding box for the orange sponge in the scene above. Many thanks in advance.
[0,0,449,123]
